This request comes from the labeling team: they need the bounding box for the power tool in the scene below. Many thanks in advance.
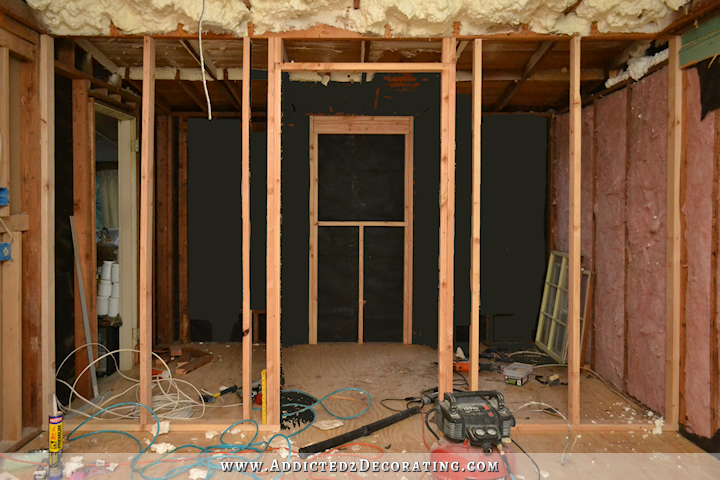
[429,391,517,480]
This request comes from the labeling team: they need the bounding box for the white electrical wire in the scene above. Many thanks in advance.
[199,0,212,120]
[513,401,574,464]
[55,345,242,421]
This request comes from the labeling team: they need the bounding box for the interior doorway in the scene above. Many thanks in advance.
[308,116,414,344]
[93,104,138,371]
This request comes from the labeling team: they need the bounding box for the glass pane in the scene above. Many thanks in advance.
[550,257,562,284]
[552,322,566,354]
[544,286,557,315]
[539,314,552,345]
[560,261,568,289]
[558,289,568,324]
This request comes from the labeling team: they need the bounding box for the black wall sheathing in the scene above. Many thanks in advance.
[183,77,547,347]
[317,227,359,342]
[280,74,441,346]
[317,134,405,222]
[188,119,243,341]
[363,227,405,342]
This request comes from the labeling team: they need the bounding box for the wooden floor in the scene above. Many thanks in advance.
[10,343,720,479]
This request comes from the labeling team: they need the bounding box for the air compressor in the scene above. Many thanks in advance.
[428,391,517,480]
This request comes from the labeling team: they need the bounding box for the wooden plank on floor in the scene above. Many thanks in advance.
[72,79,97,401]
[1,233,22,441]
[568,35,582,426]
[666,35,682,429]
[470,38,481,391]
[266,36,282,426]
[139,35,156,427]
[177,117,189,344]
[242,37,252,419]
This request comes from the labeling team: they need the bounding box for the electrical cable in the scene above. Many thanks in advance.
[511,438,541,480]
[424,408,440,442]
[512,401,573,464]
[198,0,212,119]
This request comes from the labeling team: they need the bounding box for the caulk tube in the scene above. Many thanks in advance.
[49,395,63,480]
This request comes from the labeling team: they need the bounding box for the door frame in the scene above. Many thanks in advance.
[308,115,414,344]
[94,103,139,370]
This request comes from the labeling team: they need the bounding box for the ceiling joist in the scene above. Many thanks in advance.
[179,81,209,114]
[493,40,556,112]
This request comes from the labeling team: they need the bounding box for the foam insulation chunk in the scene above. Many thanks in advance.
[188,468,208,480]
[150,420,171,436]
[63,457,84,478]
[28,0,688,37]
[150,442,176,454]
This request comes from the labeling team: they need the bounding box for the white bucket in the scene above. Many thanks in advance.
[97,296,109,316]
[108,297,120,317]
[98,279,112,297]
[111,282,120,299]
[111,262,120,283]
[100,261,113,281]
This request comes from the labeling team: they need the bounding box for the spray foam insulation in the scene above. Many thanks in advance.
[592,88,628,391]
[625,69,668,415]
[28,0,690,37]
[682,68,715,439]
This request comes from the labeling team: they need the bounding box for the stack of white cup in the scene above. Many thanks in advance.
[97,261,120,317]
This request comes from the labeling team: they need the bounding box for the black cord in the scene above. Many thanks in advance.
[381,397,423,412]
[424,408,440,441]
[453,370,469,386]
[511,438,541,480]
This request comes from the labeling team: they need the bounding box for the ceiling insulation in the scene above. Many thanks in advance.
[27,0,690,37]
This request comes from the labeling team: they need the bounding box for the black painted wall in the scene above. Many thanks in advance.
[185,76,547,347]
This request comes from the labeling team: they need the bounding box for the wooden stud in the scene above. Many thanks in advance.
[177,117,189,344]
[403,119,414,345]
[438,37,456,400]
[39,34,55,420]
[0,47,8,218]
[713,109,720,434]
[666,35,682,429]
[139,35,156,427]
[358,225,364,344]
[1,233,22,441]
[72,79,97,401]
[242,37,252,419]
[317,221,405,227]
[154,115,174,345]
[308,116,318,345]
[266,36,282,426]
[568,35,582,426]
[470,38,481,391]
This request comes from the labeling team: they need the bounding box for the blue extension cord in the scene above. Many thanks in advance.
[67,388,371,480]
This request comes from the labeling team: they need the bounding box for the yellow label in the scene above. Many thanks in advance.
[49,420,63,452]
[261,369,267,425]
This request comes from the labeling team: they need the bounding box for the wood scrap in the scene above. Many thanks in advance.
[176,355,211,376]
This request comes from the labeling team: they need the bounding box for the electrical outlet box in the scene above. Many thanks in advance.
[0,243,11,261]
[0,187,8,206]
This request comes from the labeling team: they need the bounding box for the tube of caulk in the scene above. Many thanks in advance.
[48,395,63,480]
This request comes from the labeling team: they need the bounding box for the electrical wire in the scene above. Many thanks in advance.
[512,401,573,464]
[199,0,212,119]
[424,408,440,442]
[511,438,541,480]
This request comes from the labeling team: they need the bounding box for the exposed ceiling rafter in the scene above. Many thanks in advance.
[179,81,209,114]
[180,38,242,111]
[493,40,556,112]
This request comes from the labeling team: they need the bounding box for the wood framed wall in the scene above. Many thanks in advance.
[308,115,414,346]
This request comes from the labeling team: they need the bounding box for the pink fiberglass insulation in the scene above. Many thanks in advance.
[626,69,668,415]
[592,88,628,390]
[552,113,570,253]
[581,105,596,364]
[682,68,715,438]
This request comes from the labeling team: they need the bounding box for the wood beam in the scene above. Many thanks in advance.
[180,39,242,111]
[608,40,651,70]
[177,117,189,344]
[438,37,456,400]
[666,35,682,429]
[154,116,174,345]
[463,68,605,83]
[75,39,118,74]
[39,34,55,422]
[456,40,469,59]
[0,47,8,218]
[470,38,481,392]
[241,37,252,420]
[0,0,47,33]
[493,41,556,111]
[1,233,22,441]
[125,79,170,115]
[266,36,282,427]
[72,79,97,401]
[139,35,156,427]
[568,35,582,426]
[280,62,447,72]
[179,81,209,114]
